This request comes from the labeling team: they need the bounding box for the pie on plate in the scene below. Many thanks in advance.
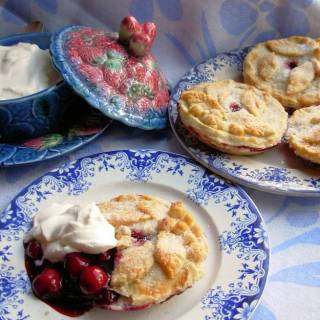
[178,79,288,155]
[287,105,320,164]
[24,194,208,313]
[243,36,320,109]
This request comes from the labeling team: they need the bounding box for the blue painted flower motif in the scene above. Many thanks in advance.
[234,299,258,320]
[0,245,12,262]
[253,227,269,249]
[133,150,153,158]
[0,209,13,224]
[246,167,301,184]
[0,265,31,319]
[56,162,77,174]
[304,177,320,188]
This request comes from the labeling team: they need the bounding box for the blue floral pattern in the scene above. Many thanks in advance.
[0,107,112,166]
[0,150,269,319]
[168,48,320,196]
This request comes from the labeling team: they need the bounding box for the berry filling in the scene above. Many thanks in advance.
[26,239,43,260]
[186,125,271,153]
[286,60,298,70]
[229,102,242,112]
[131,229,152,245]
[24,240,119,316]
[65,253,91,278]
[80,266,109,295]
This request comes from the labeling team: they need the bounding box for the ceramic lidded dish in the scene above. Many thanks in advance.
[50,16,170,130]
[0,32,78,142]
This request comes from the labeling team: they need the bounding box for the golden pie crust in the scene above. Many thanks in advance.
[98,195,207,307]
[287,105,320,164]
[243,36,320,109]
[178,79,288,155]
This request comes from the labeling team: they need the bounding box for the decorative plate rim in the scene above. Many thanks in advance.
[0,149,269,320]
[50,25,169,130]
[168,48,320,197]
[0,114,112,167]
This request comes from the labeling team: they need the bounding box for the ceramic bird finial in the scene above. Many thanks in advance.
[119,16,157,57]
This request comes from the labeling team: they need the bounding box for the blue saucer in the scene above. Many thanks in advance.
[0,99,112,166]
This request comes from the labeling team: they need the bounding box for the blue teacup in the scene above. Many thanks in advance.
[0,32,77,142]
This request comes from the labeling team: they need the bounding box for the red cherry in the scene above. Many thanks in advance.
[26,240,43,260]
[97,251,112,263]
[229,102,242,112]
[80,266,109,295]
[65,253,91,278]
[97,288,119,305]
[287,60,298,70]
[32,268,62,299]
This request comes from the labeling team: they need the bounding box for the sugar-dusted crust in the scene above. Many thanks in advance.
[287,105,320,164]
[178,79,288,155]
[98,195,207,307]
[243,36,320,109]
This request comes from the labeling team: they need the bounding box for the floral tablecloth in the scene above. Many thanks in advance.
[0,1,320,319]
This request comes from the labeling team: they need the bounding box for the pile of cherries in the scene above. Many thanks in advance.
[24,239,119,312]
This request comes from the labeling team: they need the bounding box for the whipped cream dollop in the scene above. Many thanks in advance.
[25,203,117,262]
[0,42,61,100]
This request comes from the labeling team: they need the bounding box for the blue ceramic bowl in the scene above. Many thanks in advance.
[0,32,77,142]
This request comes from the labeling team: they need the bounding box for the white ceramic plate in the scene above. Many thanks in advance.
[0,150,269,320]
[169,48,320,196]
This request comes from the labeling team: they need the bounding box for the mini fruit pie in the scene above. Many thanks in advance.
[178,80,288,155]
[287,105,320,164]
[243,36,320,109]
[24,195,208,313]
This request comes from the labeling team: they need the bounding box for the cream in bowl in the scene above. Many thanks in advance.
[0,32,78,142]
[0,42,61,100]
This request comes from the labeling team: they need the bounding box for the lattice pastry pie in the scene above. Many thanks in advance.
[243,36,320,109]
[24,195,208,314]
[98,194,208,309]
[178,79,288,155]
[287,105,320,164]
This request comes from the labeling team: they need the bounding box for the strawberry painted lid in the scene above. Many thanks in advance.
[50,16,170,130]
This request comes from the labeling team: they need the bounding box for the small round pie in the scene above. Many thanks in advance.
[243,36,320,109]
[287,105,320,164]
[24,195,208,312]
[178,79,288,155]
[98,194,208,309]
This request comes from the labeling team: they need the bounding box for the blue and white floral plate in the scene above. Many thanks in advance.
[0,149,269,320]
[169,48,320,196]
[0,100,112,166]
